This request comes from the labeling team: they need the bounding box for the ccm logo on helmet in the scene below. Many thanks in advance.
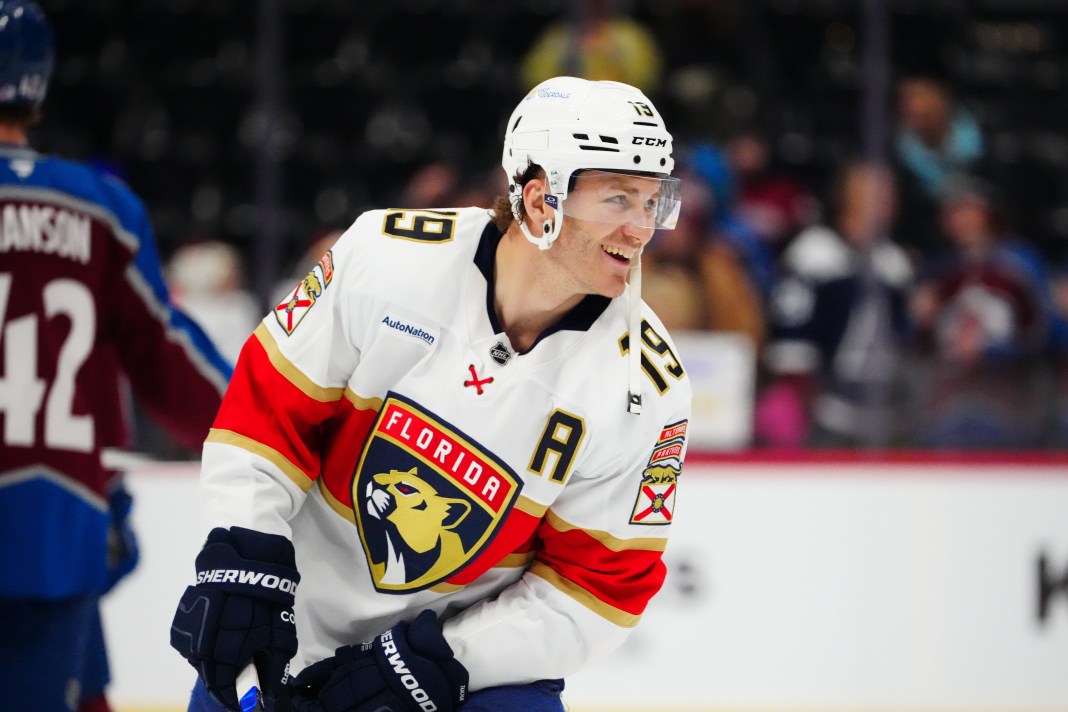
[633,137,668,147]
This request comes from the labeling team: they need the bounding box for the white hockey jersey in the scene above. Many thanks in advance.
[200,207,692,690]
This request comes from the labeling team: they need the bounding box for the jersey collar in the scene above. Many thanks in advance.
[473,220,609,354]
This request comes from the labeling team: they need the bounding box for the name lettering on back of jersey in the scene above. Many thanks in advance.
[630,419,686,526]
[352,393,522,593]
[0,202,91,264]
[274,249,333,335]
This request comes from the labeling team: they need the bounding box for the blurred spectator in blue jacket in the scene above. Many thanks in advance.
[893,76,985,257]
[689,143,776,297]
[896,77,984,199]
[756,160,913,448]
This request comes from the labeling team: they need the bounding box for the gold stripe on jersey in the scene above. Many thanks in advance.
[206,428,314,492]
[544,509,667,553]
[345,390,383,412]
[318,478,356,524]
[429,581,465,594]
[496,550,537,568]
[513,495,549,519]
[529,560,641,628]
[255,323,346,402]
[427,552,536,593]
[428,552,536,594]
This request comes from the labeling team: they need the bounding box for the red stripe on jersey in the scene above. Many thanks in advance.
[535,521,667,617]
[444,508,541,586]
[318,400,378,508]
[214,333,341,481]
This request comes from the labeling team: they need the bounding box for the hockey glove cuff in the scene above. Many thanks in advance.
[290,609,468,712]
[103,482,139,594]
[170,526,300,711]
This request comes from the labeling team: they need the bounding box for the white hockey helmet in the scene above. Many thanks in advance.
[503,77,680,415]
[502,76,680,250]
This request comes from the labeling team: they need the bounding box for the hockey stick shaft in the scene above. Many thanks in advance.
[236,662,265,712]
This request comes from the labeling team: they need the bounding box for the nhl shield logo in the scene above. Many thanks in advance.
[489,341,511,365]
[352,393,522,592]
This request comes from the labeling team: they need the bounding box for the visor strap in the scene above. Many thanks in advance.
[627,253,643,415]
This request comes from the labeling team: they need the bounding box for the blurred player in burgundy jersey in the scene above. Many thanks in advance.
[0,2,231,710]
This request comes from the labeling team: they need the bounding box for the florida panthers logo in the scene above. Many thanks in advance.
[364,467,472,586]
[352,393,522,592]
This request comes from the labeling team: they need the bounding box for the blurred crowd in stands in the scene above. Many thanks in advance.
[36,0,1068,451]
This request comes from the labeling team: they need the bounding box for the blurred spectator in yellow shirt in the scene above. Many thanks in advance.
[521,0,663,93]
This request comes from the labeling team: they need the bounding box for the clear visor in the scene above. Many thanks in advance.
[559,171,682,230]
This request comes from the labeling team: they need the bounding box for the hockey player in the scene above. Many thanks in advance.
[0,2,232,710]
[170,76,692,712]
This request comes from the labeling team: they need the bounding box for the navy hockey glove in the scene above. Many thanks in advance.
[103,482,139,594]
[170,526,300,711]
[289,610,469,712]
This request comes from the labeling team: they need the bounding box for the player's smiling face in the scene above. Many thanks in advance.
[550,172,659,299]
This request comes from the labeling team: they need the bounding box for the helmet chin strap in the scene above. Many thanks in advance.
[627,252,643,415]
[512,189,564,250]
[519,219,554,250]
[511,188,644,415]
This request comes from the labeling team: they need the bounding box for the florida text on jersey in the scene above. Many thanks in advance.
[201,206,692,690]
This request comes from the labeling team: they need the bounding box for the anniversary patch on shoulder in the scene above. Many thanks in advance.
[630,420,686,525]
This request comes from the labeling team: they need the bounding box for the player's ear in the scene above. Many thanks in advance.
[521,176,551,233]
